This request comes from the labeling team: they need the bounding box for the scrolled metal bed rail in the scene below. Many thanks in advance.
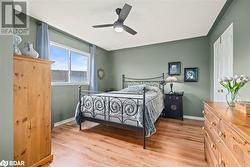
[78,73,165,149]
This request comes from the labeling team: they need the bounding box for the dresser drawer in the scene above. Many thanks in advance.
[205,134,218,167]
[217,138,242,167]
[244,144,250,167]
[203,107,220,132]
[204,116,219,142]
[219,120,246,166]
[205,130,220,162]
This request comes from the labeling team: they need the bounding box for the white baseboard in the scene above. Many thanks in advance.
[53,115,203,127]
[184,115,204,121]
[54,117,75,127]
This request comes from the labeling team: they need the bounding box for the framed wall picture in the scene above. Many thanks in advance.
[97,68,105,80]
[168,62,181,75]
[184,67,198,82]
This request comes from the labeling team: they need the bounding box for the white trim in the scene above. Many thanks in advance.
[51,82,89,86]
[50,41,90,56]
[49,41,91,85]
[183,115,204,121]
[53,115,204,127]
[54,117,75,127]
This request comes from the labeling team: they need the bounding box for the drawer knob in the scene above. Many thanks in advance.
[201,127,205,131]
[219,159,225,166]
[210,121,216,126]
[210,143,215,149]
[219,131,225,138]
[202,110,205,115]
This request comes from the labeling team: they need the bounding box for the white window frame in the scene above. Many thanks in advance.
[49,41,91,86]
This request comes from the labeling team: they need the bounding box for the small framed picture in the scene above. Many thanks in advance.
[184,67,198,82]
[168,62,181,75]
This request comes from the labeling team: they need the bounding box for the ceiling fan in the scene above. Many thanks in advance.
[92,3,137,35]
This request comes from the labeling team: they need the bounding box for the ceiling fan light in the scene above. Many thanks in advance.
[113,22,124,32]
[114,26,123,32]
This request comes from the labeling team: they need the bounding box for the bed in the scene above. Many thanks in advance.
[75,74,165,149]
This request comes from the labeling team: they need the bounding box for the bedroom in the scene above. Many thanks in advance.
[1,0,250,166]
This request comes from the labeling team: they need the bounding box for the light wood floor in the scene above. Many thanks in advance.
[50,118,208,167]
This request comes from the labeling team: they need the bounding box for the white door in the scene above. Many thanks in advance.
[214,23,234,102]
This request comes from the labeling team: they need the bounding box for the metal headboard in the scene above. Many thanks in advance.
[122,73,165,94]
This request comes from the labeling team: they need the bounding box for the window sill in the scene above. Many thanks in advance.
[51,82,89,86]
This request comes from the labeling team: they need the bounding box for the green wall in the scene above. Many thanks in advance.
[109,37,210,117]
[209,0,250,101]
[17,0,250,121]
[20,16,110,124]
[0,35,13,160]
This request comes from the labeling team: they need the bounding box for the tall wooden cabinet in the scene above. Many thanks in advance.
[13,55,53,167]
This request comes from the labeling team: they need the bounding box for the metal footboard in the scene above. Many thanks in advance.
[78,73,165,149]
[78,87,147,149]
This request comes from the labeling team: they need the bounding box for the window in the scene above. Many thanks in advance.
[49,42,90,85]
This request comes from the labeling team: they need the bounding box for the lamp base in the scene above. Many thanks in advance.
[169,82,174,94]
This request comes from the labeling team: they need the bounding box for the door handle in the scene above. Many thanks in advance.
[218,90,221,93]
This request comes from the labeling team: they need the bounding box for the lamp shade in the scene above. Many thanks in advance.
[166,76,178,82]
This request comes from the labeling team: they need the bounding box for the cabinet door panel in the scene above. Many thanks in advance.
[14,56,53,167]
[165,95,183,119]
[29,62,52,164]
[14,59,32,166]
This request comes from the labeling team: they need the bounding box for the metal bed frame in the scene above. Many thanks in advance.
[78,73,165,149]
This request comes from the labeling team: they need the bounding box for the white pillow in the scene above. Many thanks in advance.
[122,84,146,94]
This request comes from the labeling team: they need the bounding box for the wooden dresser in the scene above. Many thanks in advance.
[204,102,250,167]
[14,55,53,167]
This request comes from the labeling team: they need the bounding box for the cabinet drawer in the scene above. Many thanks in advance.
[205,135,218,167]
[219,120,247,167]
[204,107,220,132]
[217,138,242,167]
[204,116,219,142]
[205,130,220,162]
[244,144,250,167]
[165,95,182,101]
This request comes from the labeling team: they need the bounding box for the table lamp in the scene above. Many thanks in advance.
[166,76,178,94]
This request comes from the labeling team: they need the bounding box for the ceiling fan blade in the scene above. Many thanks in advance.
[118,3,132,22]
[92,24,113,28]
[123,25,137,35]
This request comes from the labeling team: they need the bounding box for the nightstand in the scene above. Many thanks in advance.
[164,92,184,120]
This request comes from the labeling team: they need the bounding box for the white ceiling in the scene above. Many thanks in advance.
[26,0,226,51]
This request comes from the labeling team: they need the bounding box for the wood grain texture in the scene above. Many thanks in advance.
[14,55,53,167]
[204,102,250,167]
[51,118,207,167]
[205,102,250,142]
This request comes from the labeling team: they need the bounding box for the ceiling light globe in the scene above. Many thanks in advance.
[114,27,123,32]
[113,22,123,32]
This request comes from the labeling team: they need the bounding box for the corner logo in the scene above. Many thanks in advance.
[0,160,8,167]
[1,1,29,35]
